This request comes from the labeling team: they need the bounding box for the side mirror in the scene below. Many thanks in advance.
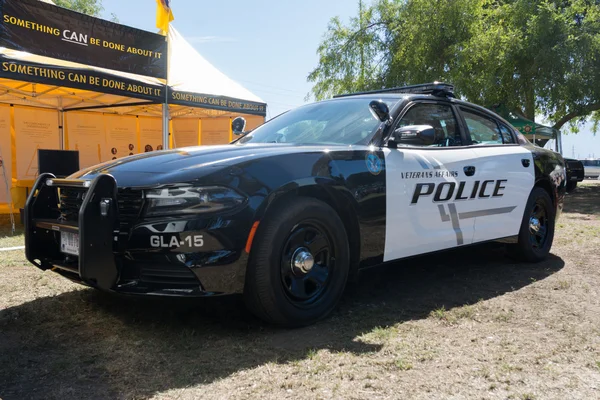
[369,100,391,124]
[392,125,438,146]
[232,116,247,136]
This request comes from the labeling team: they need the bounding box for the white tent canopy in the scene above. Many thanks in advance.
[168,27,263,105]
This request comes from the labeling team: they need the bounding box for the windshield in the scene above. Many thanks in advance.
[237,98,399,146]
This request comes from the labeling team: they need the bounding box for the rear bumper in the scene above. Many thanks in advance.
[24,174,249,296]
[565,160,585,182]
[568,169,584,182]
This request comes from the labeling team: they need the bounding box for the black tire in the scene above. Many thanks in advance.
[509,187,555,262]
[566,181,577,193]
[244,197,350,327]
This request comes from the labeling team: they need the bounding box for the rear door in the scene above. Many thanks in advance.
[383,101,480,261]
[458,107,535,243]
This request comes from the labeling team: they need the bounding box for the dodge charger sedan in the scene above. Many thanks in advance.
[25,82,566,326]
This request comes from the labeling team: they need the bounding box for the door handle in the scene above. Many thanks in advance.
[522,159,531,167]
[463,166,476,176]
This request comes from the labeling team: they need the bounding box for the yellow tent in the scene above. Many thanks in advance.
[0,1,266,215]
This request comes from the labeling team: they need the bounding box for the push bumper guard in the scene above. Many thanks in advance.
[25,173,119,290]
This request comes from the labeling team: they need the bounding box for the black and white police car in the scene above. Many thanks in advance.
[24,83,566,326]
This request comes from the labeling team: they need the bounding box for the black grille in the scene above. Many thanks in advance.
[58,187,86,222]
[117,189,144,233]
[58,187,143,233]
[139,263,200,287]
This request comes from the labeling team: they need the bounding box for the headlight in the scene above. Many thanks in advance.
[144,186,246,217]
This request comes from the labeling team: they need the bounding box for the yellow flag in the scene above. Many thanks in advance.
[156,0,174,35]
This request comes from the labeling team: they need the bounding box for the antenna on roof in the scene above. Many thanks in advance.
[333,82,455,98]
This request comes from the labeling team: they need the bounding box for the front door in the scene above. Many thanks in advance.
[382,101,479,262]
[383,146,481,261]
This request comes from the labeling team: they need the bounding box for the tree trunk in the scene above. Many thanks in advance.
[359,0,365,89]
[524,84,535,123]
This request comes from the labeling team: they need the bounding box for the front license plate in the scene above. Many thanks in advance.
[61,232,79,256]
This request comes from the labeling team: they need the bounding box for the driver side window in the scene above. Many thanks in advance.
[396,103,462,147]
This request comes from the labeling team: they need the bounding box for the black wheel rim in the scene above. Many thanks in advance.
[280,221,334,305]
[528,200,548,249]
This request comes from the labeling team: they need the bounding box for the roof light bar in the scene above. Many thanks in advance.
[333,82,455,98]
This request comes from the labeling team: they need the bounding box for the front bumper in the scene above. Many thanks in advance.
[24,174,249,296]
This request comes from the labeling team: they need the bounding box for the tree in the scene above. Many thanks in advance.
[308,0,600,131]
[54,0,103,17]
[54,0,119,22]
[307,1,388,101]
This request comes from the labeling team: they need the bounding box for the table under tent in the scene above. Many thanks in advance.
[0,0,266,217]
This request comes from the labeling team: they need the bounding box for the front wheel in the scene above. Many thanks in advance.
[244,197,350,327]
[509,187,555,262]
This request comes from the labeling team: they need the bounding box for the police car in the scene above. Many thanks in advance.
[24,83,566,326]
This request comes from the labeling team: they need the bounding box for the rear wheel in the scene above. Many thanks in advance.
[509,187,555,262]
[244,197,350,326]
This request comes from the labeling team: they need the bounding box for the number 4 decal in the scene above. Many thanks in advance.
[437,204,517,245]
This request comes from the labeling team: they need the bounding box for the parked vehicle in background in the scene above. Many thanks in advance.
[564,158,584,192]
[581,159,600,179]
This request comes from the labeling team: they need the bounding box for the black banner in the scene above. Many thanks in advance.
[0,0,167,79]
[0,56,164,102]
[0,56,268,116]
[170,89,267,116]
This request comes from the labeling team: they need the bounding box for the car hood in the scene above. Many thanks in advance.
[70,143,352,188]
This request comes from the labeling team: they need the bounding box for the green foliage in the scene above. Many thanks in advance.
[307,2,388,100]
[54,0,104,17]
[52,1,119,28]
[308,0,600,131]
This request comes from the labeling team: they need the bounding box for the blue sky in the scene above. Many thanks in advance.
[559,125,600,159]
[101,0,356,120]
[100,0,599,159]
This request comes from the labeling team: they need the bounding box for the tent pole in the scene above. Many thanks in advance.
[58,97,65,150]
[162,30,170,150]
[162,103,169,149]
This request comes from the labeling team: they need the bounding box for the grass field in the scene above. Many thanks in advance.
[1,183,599,399]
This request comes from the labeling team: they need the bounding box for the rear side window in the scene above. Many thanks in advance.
[461,108,503,145]
[515,131,529,144]
[498,124,516,144]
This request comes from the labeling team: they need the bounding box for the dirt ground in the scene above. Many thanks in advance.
[1,183,599,400]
